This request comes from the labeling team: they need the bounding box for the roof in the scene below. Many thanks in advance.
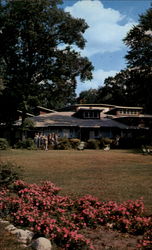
[58,104,116,111]
[30,112,128,129]
[58,103,144,112]
[36,106,56,113]
[114,106,143,110]
[17,110,34,117]
[74,104,116,108]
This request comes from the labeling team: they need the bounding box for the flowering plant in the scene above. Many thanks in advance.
[0,180,151,249]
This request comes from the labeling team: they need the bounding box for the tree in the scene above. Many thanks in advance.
[97,69,140,106]
[0,0,93,124]
[77,89,98,104]
[123,6,152,113]
[97,6,152,112]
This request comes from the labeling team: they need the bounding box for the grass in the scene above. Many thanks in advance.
[1,149,152,214]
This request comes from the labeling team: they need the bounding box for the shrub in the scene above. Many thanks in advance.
[99,138,113,149]
[0,138,9,150]
[133,135,149,147]
[0,180,152,249]
[86,139,100,149]
[119,137,133,149]
[15,138,35,150]
[55,138,72,150]
[22,118,35,130]
[0,162,23,188]
[69,138,81,149]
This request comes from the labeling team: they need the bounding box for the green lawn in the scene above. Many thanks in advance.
[1,149,152,214]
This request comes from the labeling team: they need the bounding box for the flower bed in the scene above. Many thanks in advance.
[0,180,151,249]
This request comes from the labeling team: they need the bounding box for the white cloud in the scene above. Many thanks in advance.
[65,0,135,57]
[76,69,118,95]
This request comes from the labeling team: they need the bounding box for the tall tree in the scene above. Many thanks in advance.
[0,0,93,124]
[97,6,152,111]
[123,6,152,113]
[97,69,140,106]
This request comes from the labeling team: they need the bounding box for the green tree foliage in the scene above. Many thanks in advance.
[92,7,152,111]
[0,0,93,124]
[123,6,152,113]
[97,69,140,106]
[77,89,98,104]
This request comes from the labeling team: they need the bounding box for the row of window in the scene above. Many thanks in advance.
[81,110,141,119]
[117,110,140,115]
[83,111,100,118]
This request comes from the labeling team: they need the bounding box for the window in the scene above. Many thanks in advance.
[83,111,99,119]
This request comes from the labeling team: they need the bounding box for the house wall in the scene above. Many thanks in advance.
[31,126,124,141]
[32,127,80,139]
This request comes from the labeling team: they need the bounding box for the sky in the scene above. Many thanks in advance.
[61,0,151,95]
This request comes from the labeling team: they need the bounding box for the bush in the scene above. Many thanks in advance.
[0,180,151,249]
[133,135,149,147]
[86,139,100,149]
[0,138,9,150]
[69,138,81,149]
[15,138,35,150]
[118,137,134,149]
[55,138,72,150]
[99,138,113,148]
[0,162,23,188]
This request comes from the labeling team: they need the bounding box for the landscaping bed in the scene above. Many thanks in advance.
[0,180,152,249]
[0,149,152,249]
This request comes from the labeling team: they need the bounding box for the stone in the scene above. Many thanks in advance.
[5,224,17,231]
[31,237,52,250]
[106,223,113,229]
[0,219,10,225]
[11,229,32,244]
[20,243,28,248]
[17,237,27,244]
[25,229,34,241]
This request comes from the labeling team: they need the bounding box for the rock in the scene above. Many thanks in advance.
[25,229,34,241]
[106,223,113,229]
[17,237,27,244]
[31,237,52,250]
[5,224,17,231]
[20,243,27,248]
[0,219,10,225]
[11,229,32,244]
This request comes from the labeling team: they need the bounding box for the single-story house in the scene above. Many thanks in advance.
[23,104,152,141]
[1,104,152,144]
[28,111,128,141]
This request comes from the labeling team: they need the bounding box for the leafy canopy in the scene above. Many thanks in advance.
[78,6,152,113]
[0,0,93,124]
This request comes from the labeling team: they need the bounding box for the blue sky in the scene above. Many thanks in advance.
[62,0,151,95]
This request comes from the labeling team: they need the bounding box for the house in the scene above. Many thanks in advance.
[25,104,152,142]
[1,103,149,145]
[28,111,127,141]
